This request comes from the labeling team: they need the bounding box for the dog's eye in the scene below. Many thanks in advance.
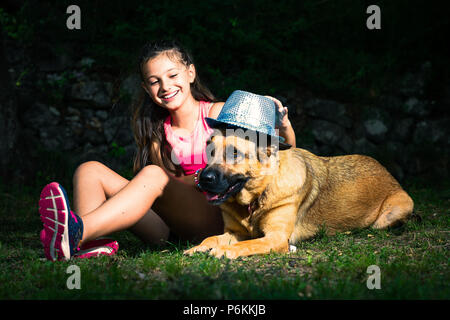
[224,145,245,163]
[205,140,215,159]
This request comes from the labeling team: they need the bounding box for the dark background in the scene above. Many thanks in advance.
[1,0,449,188]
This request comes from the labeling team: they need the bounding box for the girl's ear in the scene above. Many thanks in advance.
[188,64,196,84]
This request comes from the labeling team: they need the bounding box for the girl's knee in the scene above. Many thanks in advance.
[73,161,104,182]
[139,165,169,187]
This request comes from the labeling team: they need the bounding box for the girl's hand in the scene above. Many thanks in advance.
[265,96,290,129]
[265,95,296,148]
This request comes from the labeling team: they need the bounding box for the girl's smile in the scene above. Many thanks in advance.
[160,89,179,101]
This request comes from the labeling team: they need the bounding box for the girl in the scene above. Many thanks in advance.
[38,40,296,260]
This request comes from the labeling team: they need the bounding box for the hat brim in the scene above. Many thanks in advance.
[206,117,292,150]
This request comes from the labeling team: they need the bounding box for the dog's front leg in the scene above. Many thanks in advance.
[209,235,289,259]
[209,205,297,259]
[183,232,240,256]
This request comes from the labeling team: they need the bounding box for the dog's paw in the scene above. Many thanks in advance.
[209,245,240,259]
[183,245,211,256]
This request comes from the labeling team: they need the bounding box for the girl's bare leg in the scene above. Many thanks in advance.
[72,161,223,245]
[72,161,169,244]
[130,210,170,245]
[152,176,224,243]
[73,161,170,245]
[73,161,129,216]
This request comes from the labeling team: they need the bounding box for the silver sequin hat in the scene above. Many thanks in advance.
[206,90,291,150]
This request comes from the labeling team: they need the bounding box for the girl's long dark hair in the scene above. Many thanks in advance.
[132,40,216,176]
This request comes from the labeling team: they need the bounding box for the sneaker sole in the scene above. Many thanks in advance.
[74,239,119,259]
[39,182,71,261]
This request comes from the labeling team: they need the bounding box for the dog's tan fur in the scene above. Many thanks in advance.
[184,134,414,259]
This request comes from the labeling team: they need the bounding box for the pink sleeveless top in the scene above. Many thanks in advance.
[164,101,215,175]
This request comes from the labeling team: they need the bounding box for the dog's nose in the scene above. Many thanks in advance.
[200,168,220,186]
[199,168,228,193]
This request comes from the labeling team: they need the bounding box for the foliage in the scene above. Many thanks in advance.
[0,7,34,42]
[1,0,448,101]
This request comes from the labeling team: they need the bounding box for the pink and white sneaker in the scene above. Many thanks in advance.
[73,238,119,259]
[39,182,84,261]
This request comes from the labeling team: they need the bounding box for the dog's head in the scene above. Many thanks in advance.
[199,130,280,206]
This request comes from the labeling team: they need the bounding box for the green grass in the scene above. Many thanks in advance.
[0,180,448,299]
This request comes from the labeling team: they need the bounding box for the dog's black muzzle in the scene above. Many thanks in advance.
[199,167,249,205]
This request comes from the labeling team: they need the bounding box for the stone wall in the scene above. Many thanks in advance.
[5,39,449,182]
[283,61,449,181]
[19,66,141,172]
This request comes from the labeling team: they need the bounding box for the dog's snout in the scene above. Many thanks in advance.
[199,168,228,193]
[200,169,219,184]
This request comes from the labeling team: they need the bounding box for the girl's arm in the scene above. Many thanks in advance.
[150,140,197,187]
[265,96,296,148]
[208,101,225,119]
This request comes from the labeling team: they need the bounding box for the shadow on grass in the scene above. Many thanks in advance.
[109,229,193,259]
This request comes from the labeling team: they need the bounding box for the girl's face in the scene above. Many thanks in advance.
[141,52,196,111]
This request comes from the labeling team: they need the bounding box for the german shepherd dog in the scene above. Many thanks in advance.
[184,132,414,259]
